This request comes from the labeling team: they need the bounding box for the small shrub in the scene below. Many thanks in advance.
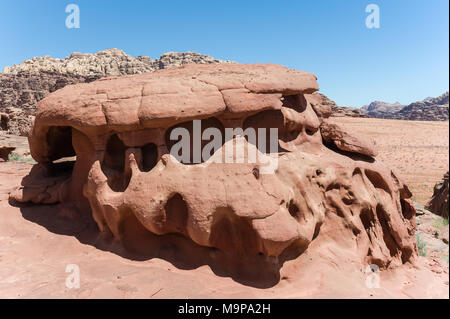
[433,217,449,229]
[415,234,427,257]
[7,152,36,163]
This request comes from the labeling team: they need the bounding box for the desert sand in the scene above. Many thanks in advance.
[0,64,448,298]
[331,117,449,205]
[0,116,448,298]
[0,161,447,298]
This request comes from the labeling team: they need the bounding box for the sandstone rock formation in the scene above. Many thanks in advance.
[10,63,417,276]
[320,121,377,157]
[361,92,449,121]
[0,49,230,135]
[427,172,449,218]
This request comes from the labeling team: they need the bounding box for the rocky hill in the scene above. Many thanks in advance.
[396,92,449,121]
[3,48,446,136]
[361,101,404,118]
[361,92,449,121]
[0,49,230,135]
[319,93,368,118]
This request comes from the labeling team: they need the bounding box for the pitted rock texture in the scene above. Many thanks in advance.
[10,63,417,275]
[0,49,231,135]
[427,172,449,218]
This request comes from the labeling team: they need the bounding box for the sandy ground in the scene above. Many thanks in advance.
[331,118,449,205]
[0,164,448,298]
[0,118,448,299]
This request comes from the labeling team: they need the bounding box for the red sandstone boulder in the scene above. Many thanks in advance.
[427,172,449,218]
[320,120,378,157]
[10,63,417,277]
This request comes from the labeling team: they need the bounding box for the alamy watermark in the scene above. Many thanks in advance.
[365,4,380,29]
[365,264,380,288]
[169,120,279,174]
[65,4,80,29]
[65,264,80,289]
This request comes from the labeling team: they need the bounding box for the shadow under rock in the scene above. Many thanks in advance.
[9,199,303,289]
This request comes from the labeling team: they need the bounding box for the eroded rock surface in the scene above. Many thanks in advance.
[427,172,449,218]
[10,63,417,278]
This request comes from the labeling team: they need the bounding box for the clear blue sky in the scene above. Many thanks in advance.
[1,0,448,107]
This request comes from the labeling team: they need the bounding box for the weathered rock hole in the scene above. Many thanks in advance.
[305,127,318,136]
[352,227,361,236]
[165,117,225,164]
[400,198,415,220]
[48,160,76,177]
[210,207,259,255]
[102,134,131,192]
[243,110,288,151]
[46,126,76,161]
[375,204,399,258]
[312,222,322,240]
[282,94,307,113]
[360,208,374,231]
[164,193,188,234]
[326,183,340,192]
[252,167,260,179]
[141,143,158,172]
[365,169,391,195]
[342,195,354,205]
[288,200,300,220]
[104,134,126,171]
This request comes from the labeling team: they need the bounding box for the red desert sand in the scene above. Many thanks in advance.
[0,63,448,298]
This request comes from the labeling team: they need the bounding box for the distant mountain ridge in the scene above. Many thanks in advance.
[0,49,231,135]
[0,48,447,136]
[361,92,449,121]
[2,48,230,76]
[361,101,404,116]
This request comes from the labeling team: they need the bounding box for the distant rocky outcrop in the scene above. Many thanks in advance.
[318,93,368,118]
[0,49,231,135]
[361,92,449,121]
[2,48,229,77]
[361,101,404,118]
[395,92,449,121]
[427,172,449,218]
